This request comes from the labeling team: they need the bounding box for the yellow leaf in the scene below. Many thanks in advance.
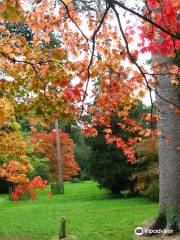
[64,0,71,4]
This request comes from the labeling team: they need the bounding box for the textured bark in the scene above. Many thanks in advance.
[153,54,180,233]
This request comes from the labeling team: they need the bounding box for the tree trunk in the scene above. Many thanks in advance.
[150,54,180,234]
[55,119,64,193]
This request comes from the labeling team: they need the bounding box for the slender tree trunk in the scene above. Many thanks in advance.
[150,54,180,233]
[55,119,64,193]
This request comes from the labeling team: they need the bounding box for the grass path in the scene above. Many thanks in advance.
[0,181,158,240]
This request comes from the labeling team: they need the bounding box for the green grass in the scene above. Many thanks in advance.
[0,181,158,240]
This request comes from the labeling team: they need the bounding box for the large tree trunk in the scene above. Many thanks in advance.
[150,54,180,234]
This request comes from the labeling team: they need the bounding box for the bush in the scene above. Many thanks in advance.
[28,156,50,181]
[79,169,90,181]
[130,136,159,201]
[74,144,92,179]
[9,186,31,201]
[143,182,159,201]
[71,177,80,183]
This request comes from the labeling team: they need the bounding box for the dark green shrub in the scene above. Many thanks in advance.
[79,169,90,181]
[28,156,50,180]
[71,177,80,183]
[143,182,159,201]
[88,128,135,195]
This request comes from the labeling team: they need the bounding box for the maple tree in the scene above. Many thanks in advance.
[0,97,47,200]
[0,97,28,164]
[32,129,80,181]
[1,161,47,201]
[0,0,179,234]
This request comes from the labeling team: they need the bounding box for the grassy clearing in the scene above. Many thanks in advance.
[0,181,158,240]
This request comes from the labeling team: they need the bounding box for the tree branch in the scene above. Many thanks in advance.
[109,3,179,125]
[108,0,180,40]
[0,51,41,79]
[59,0,89,42]
[80,5,110,116]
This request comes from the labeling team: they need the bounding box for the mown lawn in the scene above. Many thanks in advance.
[0,181,159,240]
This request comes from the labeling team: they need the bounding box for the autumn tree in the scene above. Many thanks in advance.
[0,0,179,234]
[0,97,47,200]
[32,130,80,181]
[0,97,28,192]
[0,97,29,172]
[58,121,93,179]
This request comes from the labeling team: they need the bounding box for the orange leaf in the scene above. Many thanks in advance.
[170,65,179,74]
[175,109,180,115]
[104,128,112,134]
